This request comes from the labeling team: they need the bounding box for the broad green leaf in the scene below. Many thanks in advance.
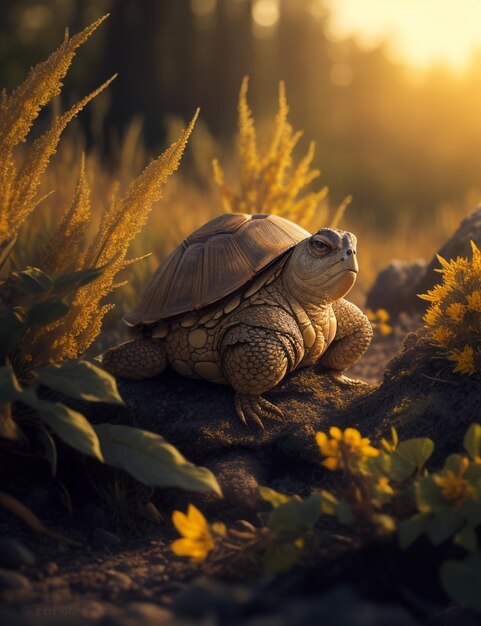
[464,500,481,527]
[53,266,105,293]
[11,267,52,295]
[20,389,103,461]
[0,365,22,403]
[399,512,432,549]
[444,453,465,472]
[389,438,434,482]
[259,486,291,508]
[415,476,445,512]
[335,498,354,525]
[440,555,481,613]
[464,423,481,460]
[318,489,338,516]
[94,424,221,495]
[263,542,302,574]
[0,311,26,357]
[26,300,69,328]
[37,360,123,404]
[427,509,464,545]
[455,526,478,553]
[268,494,324,533]
[35,427,58,476]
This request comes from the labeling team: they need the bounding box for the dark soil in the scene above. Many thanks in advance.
[1,317,478,626]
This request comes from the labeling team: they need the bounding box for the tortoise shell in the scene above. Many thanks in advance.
[124,213,311,326]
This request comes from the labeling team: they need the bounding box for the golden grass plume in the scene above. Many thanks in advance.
[212,76,332,228]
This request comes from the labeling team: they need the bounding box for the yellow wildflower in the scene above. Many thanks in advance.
[448,345,476,376]
[430,325,453,347]
[376,308,390,323]
[434,458,474,505]
[316,427,379,471]
[171,504,225,562]
[446,302,465,322]
[466,290,481,312]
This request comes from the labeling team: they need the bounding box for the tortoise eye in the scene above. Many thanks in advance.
[311,238,330,254]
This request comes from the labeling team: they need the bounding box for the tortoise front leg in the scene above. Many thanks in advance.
[220,324,300,428]
[319,299,372,372]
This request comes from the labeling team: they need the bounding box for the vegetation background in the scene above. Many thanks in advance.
[2,0,480,330]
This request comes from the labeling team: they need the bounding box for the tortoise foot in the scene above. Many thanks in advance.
[234,394,284,429]
[327,370,365,387]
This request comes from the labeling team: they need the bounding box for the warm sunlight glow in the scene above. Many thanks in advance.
[252,0,280,37]
[326,0,481,71]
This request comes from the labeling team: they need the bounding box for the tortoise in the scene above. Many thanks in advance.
[102,213,373,427]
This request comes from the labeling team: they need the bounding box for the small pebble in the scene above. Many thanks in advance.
[0,538,35,570]
[44,561,59,576]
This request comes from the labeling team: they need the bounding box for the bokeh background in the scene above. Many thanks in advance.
[2,0,481,316]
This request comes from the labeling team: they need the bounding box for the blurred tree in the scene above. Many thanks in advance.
[1,0,481,225]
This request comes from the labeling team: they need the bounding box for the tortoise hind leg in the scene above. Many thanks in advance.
[100,338,168,380]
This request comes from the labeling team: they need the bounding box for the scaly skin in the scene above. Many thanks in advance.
[101,228,372,427]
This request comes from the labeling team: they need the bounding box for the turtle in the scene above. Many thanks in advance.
[101,213,373,427]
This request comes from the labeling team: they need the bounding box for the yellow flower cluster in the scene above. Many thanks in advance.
[433,458,474,506]
[366,308,393,336]
[171,504,226,562]
[316,426,379,471]
[419,242,481,376]
[213,77,346,229]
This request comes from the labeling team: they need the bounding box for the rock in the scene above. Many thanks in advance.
[0,568,31,590]
[92,528,123,548]
[367,205,481,317]
[415,204,481,301]
[366,259,426,317]
[0,538,35,570]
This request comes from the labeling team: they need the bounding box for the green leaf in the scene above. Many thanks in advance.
[399,512,432,549]
[444,453,466,472]
[263,542,302,574]
[20,389,103,462]
[259,486,291,508]
[464,500,481,527]
[336,498,355,525]
[427,509,464,545]
[0,365,22,403]
[268,494,324,533]
[440,555,481,613]
[52,266,106,294]
[455,526,478,553]
[93,424,221,495]
[10,267,52,295]
[464,423,481,460]
[35,427,58,476]
[37,360,123,404]
[415,476,445,512]
[26,299,70,328]
[0,311,26,357]
[389,438,434,481]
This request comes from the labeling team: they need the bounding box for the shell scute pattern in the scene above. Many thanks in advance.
[124,213,310,327]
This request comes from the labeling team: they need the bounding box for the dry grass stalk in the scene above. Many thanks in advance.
[0,15,110,245]
[22,111,199,365]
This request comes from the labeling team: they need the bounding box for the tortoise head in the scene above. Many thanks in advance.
[282,228,358,304]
